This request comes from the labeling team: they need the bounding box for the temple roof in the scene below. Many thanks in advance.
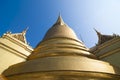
[95,29,120,45]
[4,28,28,44]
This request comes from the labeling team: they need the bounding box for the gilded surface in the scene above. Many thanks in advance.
[6,71,120,80]
[3,16,120,80]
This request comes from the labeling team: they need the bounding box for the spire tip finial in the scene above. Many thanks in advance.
[22,27,29,35]
[55,13,65,25]
[58,11,62,16]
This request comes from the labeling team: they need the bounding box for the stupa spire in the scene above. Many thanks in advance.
[42,15,80,41]
[55,14,65,25]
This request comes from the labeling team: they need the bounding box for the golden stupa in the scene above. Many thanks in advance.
[2,16,120,80]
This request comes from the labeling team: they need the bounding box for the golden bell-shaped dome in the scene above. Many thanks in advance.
[28,15,95,60]
[43,15,79,41]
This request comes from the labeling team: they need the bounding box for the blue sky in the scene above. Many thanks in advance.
[0,0,120,48]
